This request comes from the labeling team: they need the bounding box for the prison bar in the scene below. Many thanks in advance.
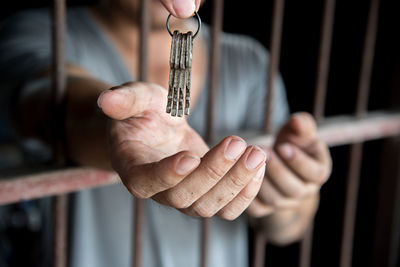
[51,0,67,267]
[132,1,151,266]
[300,1,336,265]
[253,0,286,266]
[202,0,225,266]
[1,112,399,206]
[339,0,380,266]
[313,0,336,123]
[263,0,285,134]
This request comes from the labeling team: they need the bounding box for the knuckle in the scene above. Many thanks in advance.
[229,173,248,190]
[193,203,214,218]
[314,167,330,184]
[127,185,151,199]
[164,191,190,209]
[218,209,239,221]
[288,186,306,199]
[240,189,257,204]
[205,164,226,182]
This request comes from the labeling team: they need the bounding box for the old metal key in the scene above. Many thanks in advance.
[166,13,201,117]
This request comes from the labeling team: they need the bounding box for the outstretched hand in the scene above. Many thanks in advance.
[247,113,332,217]
[98,82,267,220]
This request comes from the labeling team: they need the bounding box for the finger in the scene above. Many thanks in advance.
[97,82,166,120]
[159,0,200,18]
[258,177,300,209]
[264,149,313,199]
[275,112,317,148]
[115,149,200,199]
[159,136,247,209]
[246,198,274,218]
[183,147,266,218]
[277,141,332,185]
[216,164,266,220]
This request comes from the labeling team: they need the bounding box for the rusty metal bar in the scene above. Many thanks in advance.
[253,0,285,266]
[133,1,150,267]
[340,142,363,267]
[205,0,224,142]
[340,0,380,266]
[53,194,68,267]
[51,0,66,107]
[252,225,266,267]
[0,168,119,205]
[202,0,224,266]
[251,112,400,148]
[200,218,211,267]
[51,1,67,267]
[355,0,379,116]
[263,0,285,133]
[1,112,399,206]
[313,0,336,123]
[300,1,336,265]
[299,224,313,267]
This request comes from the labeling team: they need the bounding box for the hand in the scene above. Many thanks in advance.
[97,82,267,220]
[247,112,332,217]
[159,0,201,18]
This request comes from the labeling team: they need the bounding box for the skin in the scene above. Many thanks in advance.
[18,0,332,246]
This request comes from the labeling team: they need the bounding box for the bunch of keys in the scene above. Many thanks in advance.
[166,13,201,117]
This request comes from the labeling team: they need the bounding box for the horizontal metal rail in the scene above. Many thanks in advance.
[1,111,399,206]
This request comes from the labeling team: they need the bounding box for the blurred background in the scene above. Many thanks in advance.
[0,0,399,266]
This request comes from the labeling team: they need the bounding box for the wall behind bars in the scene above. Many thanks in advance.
[0,0,399,267]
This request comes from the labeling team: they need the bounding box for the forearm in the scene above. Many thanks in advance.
[65,75,111,169]
[17,66,112,169]
[262,193,319,246]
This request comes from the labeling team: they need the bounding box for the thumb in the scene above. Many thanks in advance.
[274,112,317,148]
[97,82,166,120]
[159,0,200,18]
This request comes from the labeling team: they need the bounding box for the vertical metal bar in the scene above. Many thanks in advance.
[202,1,224,267]
[205,0,224,142]
[355,0,379,117]
[51,1,67,267]
[263,0,285,133]
[300,1,336,266]
[252,226,266,267]
[340,0,379,266]
[53,195,68,267]
[200,218,211,267]
[299,224,313,267]
[313,0,336,123]
[340,142,363,267]
[252,1,285,267]
[133,1,150,267]
[52,0,66,107]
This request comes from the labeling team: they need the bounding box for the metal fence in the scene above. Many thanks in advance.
[0,0,400,267]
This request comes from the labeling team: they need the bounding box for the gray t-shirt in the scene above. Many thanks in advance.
[0,7,289,267]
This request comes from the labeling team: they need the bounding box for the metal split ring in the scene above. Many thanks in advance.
[166,12,201,39]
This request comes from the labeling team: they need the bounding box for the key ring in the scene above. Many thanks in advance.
[166,12,201,39]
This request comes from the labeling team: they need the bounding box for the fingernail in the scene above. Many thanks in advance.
[246,147,267,170]
[173,0,196,17]
[253,164,266,181]
[176,155,200,175]
[97,89,112,109]
[224,138,246,160]
[278,143,294,159]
